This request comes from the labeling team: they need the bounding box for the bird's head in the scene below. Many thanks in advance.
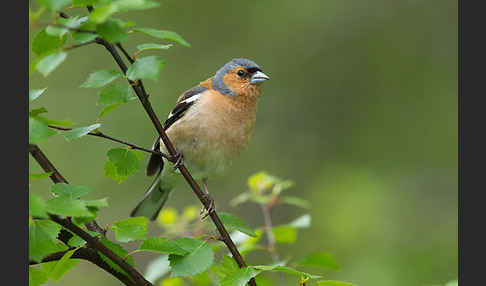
[212,58,270,98]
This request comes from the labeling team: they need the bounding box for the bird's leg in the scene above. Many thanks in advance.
[200,178,215,220]
[172,151,184,170]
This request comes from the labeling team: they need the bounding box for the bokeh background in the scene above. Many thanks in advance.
[29,0,458,285]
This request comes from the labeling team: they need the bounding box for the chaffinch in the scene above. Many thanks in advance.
[131,58,270,220]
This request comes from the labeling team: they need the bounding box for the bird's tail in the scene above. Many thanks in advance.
[130,169,173,221]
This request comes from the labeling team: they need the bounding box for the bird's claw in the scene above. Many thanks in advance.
[200,193,215,220]
[172,152,184,170]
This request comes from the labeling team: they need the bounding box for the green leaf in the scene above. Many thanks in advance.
[221,267,261,286]
[296,252,340,270]
[35,51,67,77]
[42,248,79,280]
[218,212,257,237]
[30,194,48,218]
[273,225,297,244]
[98,239,135,275]
[29,117,57,144]
[73,0,100,6]
[289,214,311,229]
[51,183,92,199]
[139,237,188,255]
[67,230,101,247]
[31,114,74,127]
[72,32,98,44]
[30,107,48,117]
[318,281,356,286]
[29,220,66,262]
[80,69,123,88]
[445,280,458,286]
[35,0,72,11]
[32,29,65,55]
[105,148,142,183]
[282,196,311,209]
[144,255,170,283]
[136,43,172,53]
[168,238,214,277]
[29,266,48,286]
[89,3,118,23]
[253,265,322,279]
[97,19,127,43]
[61,123,101,141]
[112,216,148,242]
[210,255,239,282]
[115,0,159,11]
[98,103,122,119]
[85,198,109,207]
[126,55,165,81]
[29,88,47,102]
[97,84,135,105]
[46,197,94,217]
[133,28,190,47]
[29,172,53,181]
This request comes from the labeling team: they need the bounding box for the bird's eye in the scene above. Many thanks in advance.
[237,70,245,77]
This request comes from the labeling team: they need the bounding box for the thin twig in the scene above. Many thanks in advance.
[30,248,136,286]
[29,144,153,286]
[48,125,171,159]
[62,40,96,51]
[261,203,285,285]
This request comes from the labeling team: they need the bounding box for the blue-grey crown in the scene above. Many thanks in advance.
[212,58,261,97]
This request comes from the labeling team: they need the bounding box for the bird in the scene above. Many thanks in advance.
[130,58,270,220]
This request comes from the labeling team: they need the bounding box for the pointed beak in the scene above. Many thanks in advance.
[250,71,270,85]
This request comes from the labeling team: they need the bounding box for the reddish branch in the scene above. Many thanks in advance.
[29,144,153,286]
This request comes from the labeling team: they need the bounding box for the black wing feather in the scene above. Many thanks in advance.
[145,85,207,176]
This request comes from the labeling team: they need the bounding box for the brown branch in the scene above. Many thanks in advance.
[29,144,153,286]
[48,125,171,159]
[93,35,258,286]
[30,248,136,286]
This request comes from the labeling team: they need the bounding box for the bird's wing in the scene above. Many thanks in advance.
[146,85,207,176]
[163,85,207,130]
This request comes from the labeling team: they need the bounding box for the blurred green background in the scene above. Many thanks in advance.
[29,0,457,285]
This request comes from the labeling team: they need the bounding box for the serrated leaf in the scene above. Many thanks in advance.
[112,216,148,242]
[29,172,53,181]
[32,29,65,55]
[97,19,127,43]
[273,225,297,244]
[29,220,66,262]
[29,117,57,144]
[46,197,94,217]
[168,238,214,277]
[221,267,261,286]
[282,196,311,209]
[144,255,170,283]
[29,266,48,286]
[81,69,123,88]
[36,51,67,77]
[289,214,311,229]
[62,123,100,141]
[318,281,356,286]
[296,252,340,270]
[126,55,165,81]
[133,28,190,47]
[218,212,257,237]
[51,183,92,199]
[42,248,79,280]
[105,148,142,182]
[136,43,172,53]
[30,194,48,218]
[98,239,134,275]
[97,84,135,105]
[139,237,188,255]
[35,0,72,11]
[29,88,47,102]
